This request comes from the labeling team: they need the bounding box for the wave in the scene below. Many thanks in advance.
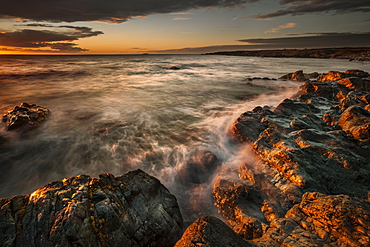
[0,69,90,80]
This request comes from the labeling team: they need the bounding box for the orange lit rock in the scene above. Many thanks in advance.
[253,192,370,247]
[338,105,370,141]
[0,170,183,247]
[338,77,370,91]
[174,216,256,247]
[317,71,346,82]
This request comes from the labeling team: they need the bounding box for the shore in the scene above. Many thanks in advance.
[1,69,370,246]
[204,47,370,61]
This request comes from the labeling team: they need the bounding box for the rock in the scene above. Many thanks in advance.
[253,192,370,247]
[338,77,370,91]
[338,105,370,141]
[2,103,50,133]
[231,106,273,143]
[164,66,181,70]
[339,91,370,110]
[273,99,321,116]
[174,216,256,247]
[0,169,183,247]
[317,71,347,82]
[279,70,308,82]
[345,69,369,78]
[176,149,220,184]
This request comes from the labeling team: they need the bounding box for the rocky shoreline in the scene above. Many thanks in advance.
[1,69,370,246]
[204,47,370,61]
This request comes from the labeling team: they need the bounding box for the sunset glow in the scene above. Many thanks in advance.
[0,1,369,54]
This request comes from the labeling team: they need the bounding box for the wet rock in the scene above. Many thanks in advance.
[2,103,50,133]
[279,70,311,82]
[177,149,220,184]
[317,71,347,82]
[338,105,370,141]
[0,169,183,247]
[253,192,370,247]
[231,107,273,143]
[164,66,181,70]
[345,69,369,78]
[338,77,370,91]
[174,216,256,247]
[339,91,370,110]
[273,99,321,116]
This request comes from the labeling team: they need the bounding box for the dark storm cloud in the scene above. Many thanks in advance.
[0,0,258,23]
[256,0,370,19]
[0,26,103,52]
[238,32,370,48]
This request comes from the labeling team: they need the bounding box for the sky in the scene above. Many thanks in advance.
[0,0,369,54]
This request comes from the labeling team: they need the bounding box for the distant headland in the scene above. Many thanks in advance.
[204,47,370,61]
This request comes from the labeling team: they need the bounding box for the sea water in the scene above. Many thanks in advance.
[0,54,368,221]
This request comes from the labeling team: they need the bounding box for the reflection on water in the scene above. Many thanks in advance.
[0,55,368,221]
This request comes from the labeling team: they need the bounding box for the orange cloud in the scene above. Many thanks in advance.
[265,23,297,33]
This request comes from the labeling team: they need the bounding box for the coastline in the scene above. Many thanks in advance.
[1,68,370,246]
[204,47,370,61]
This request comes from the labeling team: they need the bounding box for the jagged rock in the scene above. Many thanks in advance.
[293,81,349,101]
[212,172,296,241]
[345,69,369,78]
[2,103,50,133]
[317,71,347,82]
[338,105,370,142]
[253,192,370,247]
[0,169,183,247]
[273,99,321,116]
[338,77,370,91]
[279,70,320,82]
[232,106,273,142]
[339,91,370,110]
[174,216,256,247]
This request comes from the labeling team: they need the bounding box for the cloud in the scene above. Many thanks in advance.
[173,17,192,21]
[238,32,370,48]
[256,0,370,19]
[0,0,259,23]
[153,32,370,54]
[0,25,103,52]
[265,22,296,33]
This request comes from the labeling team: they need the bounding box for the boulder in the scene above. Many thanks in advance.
[338,105,370,141]
[0,169,183,247]
[2,103,50,133]
[174,216,256,247]
[176,149,220,184]
[279,70,308,82]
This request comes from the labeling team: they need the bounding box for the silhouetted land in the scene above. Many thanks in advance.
[204,47,370,61]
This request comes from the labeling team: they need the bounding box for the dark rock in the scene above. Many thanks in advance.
[0,169,183,247]
[338,105,370,142]
[231,106,273,143]
[174,216,256,247]
[345,69,369,78]
[164,66,181,70]
[279,70,308,82]
[176,149,220,184]
[273,99,321,116]
[2,103,50,133]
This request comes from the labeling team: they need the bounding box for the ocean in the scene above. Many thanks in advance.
[0,54,369,221]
